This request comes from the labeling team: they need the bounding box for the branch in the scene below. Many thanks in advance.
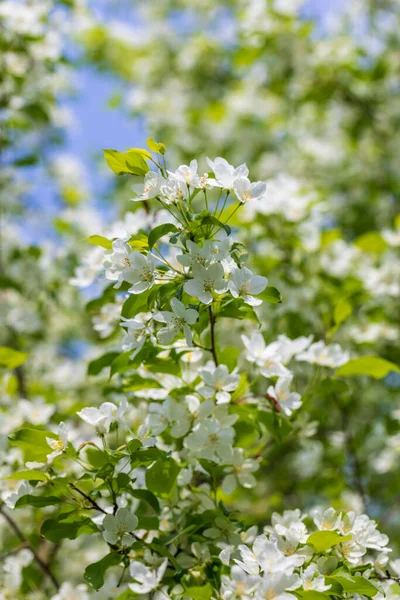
[341,417,369,514]
[69,483,107,514]
[208,305,218,366]
[376,571,400,584]
[0,503,59,590]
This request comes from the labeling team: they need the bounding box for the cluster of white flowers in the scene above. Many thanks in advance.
[221,507,391,600]
[3,132,398,599]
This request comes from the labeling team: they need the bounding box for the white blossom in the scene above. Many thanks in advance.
[132,171,163,200]
[129,559,168,594]
[184,262,227,304]
[154,298,198,345]
[229,267,268,306]
[46,422,68,463]
[233,177,266,204]
[103,507,138,546]
[197,363,240,404]
[267,375,302,416]
[77,399,127,434]
[207,157,249,189]
[296,341,349,368]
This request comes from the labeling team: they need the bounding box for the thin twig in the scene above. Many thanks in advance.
[0,503,59,590]
[208,305,218,366]
[69,483,107,514]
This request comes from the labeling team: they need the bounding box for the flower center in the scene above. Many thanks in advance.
[140,267,153,281]
[123,257,131,267]
[236,582,247,595]
[203,278,215,291]
[239,283,250,295]
[321,519,334,529]
[214,379,225,390]
[172,316,185,328]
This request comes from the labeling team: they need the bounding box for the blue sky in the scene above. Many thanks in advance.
[62,0,345,178]
[20,0,345,241]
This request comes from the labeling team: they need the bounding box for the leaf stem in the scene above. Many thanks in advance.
[224,202,242,225]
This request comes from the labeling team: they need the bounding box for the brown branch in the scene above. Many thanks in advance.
[208,305,218,366]
[0,503,59,590]
[69,483,107,514]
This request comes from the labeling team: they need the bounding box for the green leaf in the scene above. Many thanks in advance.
[127,233,149,251]
[184,584,213,600]
[86,448,109,468]
[87,235,112,250]
[336,356,400,379]
[0,347,28,369]
[257,410,293,442]
[355,231,387,254]
[103,149,149,176]
[218,299,259,323]
[127,147,152,160]
[146,458,180,495]
[6,470,48,482]
[307,531,351,552]
[15,495,62,508]
[130,447,164,468]
[327,575,378,597]
[147,138,166,154]
[148,224,179,248]
[41,516,98,543]
[148,542,179,569]
[121,286,159,319]
[295,592,330,600]
[218,346,240,372]
[256,286,282,304]
[9,428,55,462]
[129,489,160,513]
[200,215,231,235]
[88,352,120,376]
[137,515,159,530]
[320,229,341,248]
[334,300,352,327]
[115,590,136,600]
[84,553,122,591]
[110,352,134,378]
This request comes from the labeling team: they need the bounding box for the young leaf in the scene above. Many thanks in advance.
[256,286,282,304]
[129,489,160,513]
[0,347,28,369]
[184,584,213,600]
[87,235,112,250]
[147,138,166,154]
[6,470,48,482]
[148,223,179,248]
[307,531,351,552]
[41,516,98,543]
[201,215,231,235]
[336,356,400,379]
[84,553,122,591]
[146,457,180,495]
[15,495,63,508]
[327,575,378,597]
[295,592,331,600]
[103,149,149,176]
[9,428,56,462]
[88,352,120,376]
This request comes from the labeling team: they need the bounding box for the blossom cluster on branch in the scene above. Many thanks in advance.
[1,144,399,599]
